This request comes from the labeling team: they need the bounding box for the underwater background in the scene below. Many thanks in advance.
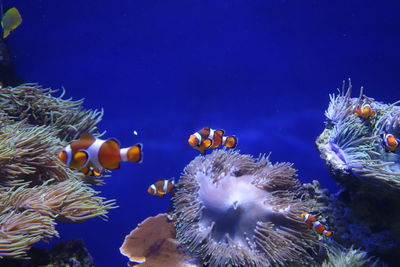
[3,0,400,266]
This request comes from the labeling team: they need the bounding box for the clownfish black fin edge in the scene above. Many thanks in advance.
[77,149,91,168]
[136,143,143,163]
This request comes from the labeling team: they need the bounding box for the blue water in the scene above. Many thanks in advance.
[5,0,400,266]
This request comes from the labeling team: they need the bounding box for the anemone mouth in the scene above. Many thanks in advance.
[172,150,320,267]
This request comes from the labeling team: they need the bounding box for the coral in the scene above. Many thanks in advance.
[172,150,321,267]
[120,213,198,267]
[0,84,116,258]
[42,239,95,267]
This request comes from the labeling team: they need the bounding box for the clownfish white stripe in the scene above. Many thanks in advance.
[194,132,202,144]
[85,139,106,169]
[150,184,157,195]
[312,221,321,230]
[209,129,215,140]
[303,213,310,222]
[222,136,227,146]
[323,230,330,235]
[208,129,215,146]
[163,180,169,192]
[65,145,72,166]
[120,148,129,162]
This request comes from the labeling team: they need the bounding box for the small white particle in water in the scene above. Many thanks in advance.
[133,130,138,135]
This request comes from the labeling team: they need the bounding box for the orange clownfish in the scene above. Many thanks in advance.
[147,179,175,198]
[381,133,399,153]
[188,126,238,154]
[301,212,332,237]
[58,133,143,175]
[354,103,375,119]
[81,165,104,177]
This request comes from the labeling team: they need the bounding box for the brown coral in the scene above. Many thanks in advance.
[120,213,198,267]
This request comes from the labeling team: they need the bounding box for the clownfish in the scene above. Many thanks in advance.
[354,103,375,119]
[81,165,104,177]
[147,179,175,198]
[188,126,238,154]
[381,133,399,153]
[58,133,143,174]
[301,212,332,237]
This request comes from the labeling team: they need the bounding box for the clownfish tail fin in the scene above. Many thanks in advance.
[224,135,238,149]
[125,143,143,163]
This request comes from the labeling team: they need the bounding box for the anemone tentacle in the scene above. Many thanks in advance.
[172,150,320,267]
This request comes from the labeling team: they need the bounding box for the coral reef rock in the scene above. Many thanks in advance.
[120,213,198,267]
[0,239,95,267]
[305,180,396,266]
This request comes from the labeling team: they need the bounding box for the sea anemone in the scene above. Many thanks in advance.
[0,83,104,142]
[0,83,116,258]
[319,245,381,267]
[172,150,320,267]
[316,79,400,191]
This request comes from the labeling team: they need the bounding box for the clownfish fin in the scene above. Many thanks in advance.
[224,136,238,149]
[215,129,225,136]
[203,138,212,149]
[195,146,206,155]
[324,231,333,237]
[71,150,90,169]
[78,149,91,167]
[80,133,96,142]
[126,143,143,163]
[93,169,103,177]
[105,138,121,150]
[107,162,120,170]
[80,166,90,175]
